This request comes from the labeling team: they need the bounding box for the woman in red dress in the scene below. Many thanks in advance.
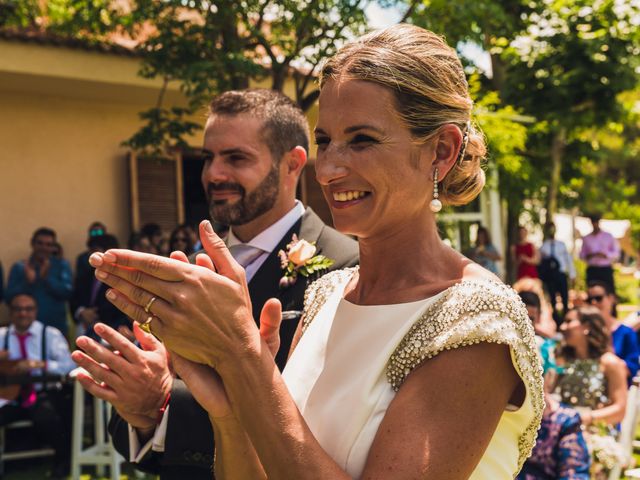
[512,226,539,280]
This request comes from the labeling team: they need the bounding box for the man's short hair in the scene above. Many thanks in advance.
[31,227,56,244]
[588,213,602,223]
[588,280,614,296]
[209,89,310,163]
[8,291,36,307]
[519,291,541,310]
[88,234,120,252]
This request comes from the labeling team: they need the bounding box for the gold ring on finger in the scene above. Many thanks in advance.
[144,296,157,314]
[139,315,154,334]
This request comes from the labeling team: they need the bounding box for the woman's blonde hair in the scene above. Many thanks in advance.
[320,24,487,206]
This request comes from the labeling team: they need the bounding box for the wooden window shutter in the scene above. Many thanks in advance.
[129,151,185,231]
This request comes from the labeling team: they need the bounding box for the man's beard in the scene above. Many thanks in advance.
[206,165,280,226]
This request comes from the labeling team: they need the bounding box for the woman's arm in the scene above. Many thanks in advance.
[214,341,521,480]
[583,353,627,425]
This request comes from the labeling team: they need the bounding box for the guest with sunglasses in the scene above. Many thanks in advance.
[587,280,639,382]
[552,306,627,427]
[169,225,195,257]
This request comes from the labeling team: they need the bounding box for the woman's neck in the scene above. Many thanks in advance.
[603,314,618,331]
[346,221,468,305]
[573,343,589,359]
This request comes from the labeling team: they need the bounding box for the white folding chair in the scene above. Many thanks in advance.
[70,368,123,480]
[611,384,640,479]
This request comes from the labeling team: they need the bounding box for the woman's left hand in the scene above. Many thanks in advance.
[89,220,258,368]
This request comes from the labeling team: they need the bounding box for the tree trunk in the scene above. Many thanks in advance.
[505,200,520,284]
[546,127,566,218]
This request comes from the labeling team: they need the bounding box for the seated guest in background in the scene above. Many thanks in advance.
[588,280,639,381]
[128,232,157,254]
[520,291,557,376]
[74,222,108,289]
[466,225,501,275]
[0,293,76,478]
[552,306,627,427]
[141,223,167,256]
[51,242,65,259]
[514,277,557,339]
[169,225,195,257]
[71,234,130,340]
[517,391,590,480]
[6,228,73,336]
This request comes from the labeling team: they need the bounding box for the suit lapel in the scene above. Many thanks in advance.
[247,216,302,323]
[247,207,326,322]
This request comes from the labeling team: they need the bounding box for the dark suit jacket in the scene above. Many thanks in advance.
[109,207,359,479]
[71,260,130,338]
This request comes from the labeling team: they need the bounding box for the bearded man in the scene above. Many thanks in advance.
[73,89,358,479]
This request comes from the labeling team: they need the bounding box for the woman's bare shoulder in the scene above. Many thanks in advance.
[601,352,626,371]
[461,260,502,284]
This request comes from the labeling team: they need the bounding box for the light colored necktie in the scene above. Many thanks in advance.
[229,244,264,269]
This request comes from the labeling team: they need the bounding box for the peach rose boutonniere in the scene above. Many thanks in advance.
[278,234,334,288]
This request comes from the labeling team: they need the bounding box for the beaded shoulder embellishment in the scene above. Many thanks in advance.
[300,267,357,333]
[385,279,544,472]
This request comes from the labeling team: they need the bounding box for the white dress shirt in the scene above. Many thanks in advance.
[0,320,76,408]
[226,200,306,282]
[540,239,576,279]
[128,200,306,461]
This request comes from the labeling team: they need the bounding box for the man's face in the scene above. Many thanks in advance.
[526,305,540,324]
[201,114,281,226]
[9,295,37,333]
[31,234,55,259]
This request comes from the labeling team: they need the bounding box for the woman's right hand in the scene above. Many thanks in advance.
[171,295,283,418]
[167,251,283,418]
[171,353,232,419]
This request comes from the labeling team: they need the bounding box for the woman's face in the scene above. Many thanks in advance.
[587,285,613,317]
[559,310,585,347]
[314,79,434,239]
[518,227,527,242]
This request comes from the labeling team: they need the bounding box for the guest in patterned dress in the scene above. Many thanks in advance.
[552,306,627,425]
[517,392,590,479]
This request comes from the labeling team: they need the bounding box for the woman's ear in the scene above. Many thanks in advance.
[428,124,463,180]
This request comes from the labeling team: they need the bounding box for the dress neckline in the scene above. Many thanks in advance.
[338,267,505,308]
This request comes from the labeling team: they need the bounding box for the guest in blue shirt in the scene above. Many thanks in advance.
[6,228,73,336]
[588,280,640,382]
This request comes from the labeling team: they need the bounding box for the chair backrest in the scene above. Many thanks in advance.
[618,385,639,455]
[609,384,640,480]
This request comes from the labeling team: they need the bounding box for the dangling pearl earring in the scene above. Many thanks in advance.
[430,168,442,213]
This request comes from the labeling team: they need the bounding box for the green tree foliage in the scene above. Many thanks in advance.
[0,0,368,154]
[402,0,639,242]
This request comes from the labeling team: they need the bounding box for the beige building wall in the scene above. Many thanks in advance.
[0,39,197,324]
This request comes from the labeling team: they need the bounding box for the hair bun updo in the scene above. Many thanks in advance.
[320,23,487,207]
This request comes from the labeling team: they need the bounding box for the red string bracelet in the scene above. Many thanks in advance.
[156,392,171,425]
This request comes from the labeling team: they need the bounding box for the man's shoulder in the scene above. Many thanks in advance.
[10,260,26,270]
[299,208,359,265]
[315,224,358,264]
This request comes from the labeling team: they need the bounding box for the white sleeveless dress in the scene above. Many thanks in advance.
[282,268,543,479]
